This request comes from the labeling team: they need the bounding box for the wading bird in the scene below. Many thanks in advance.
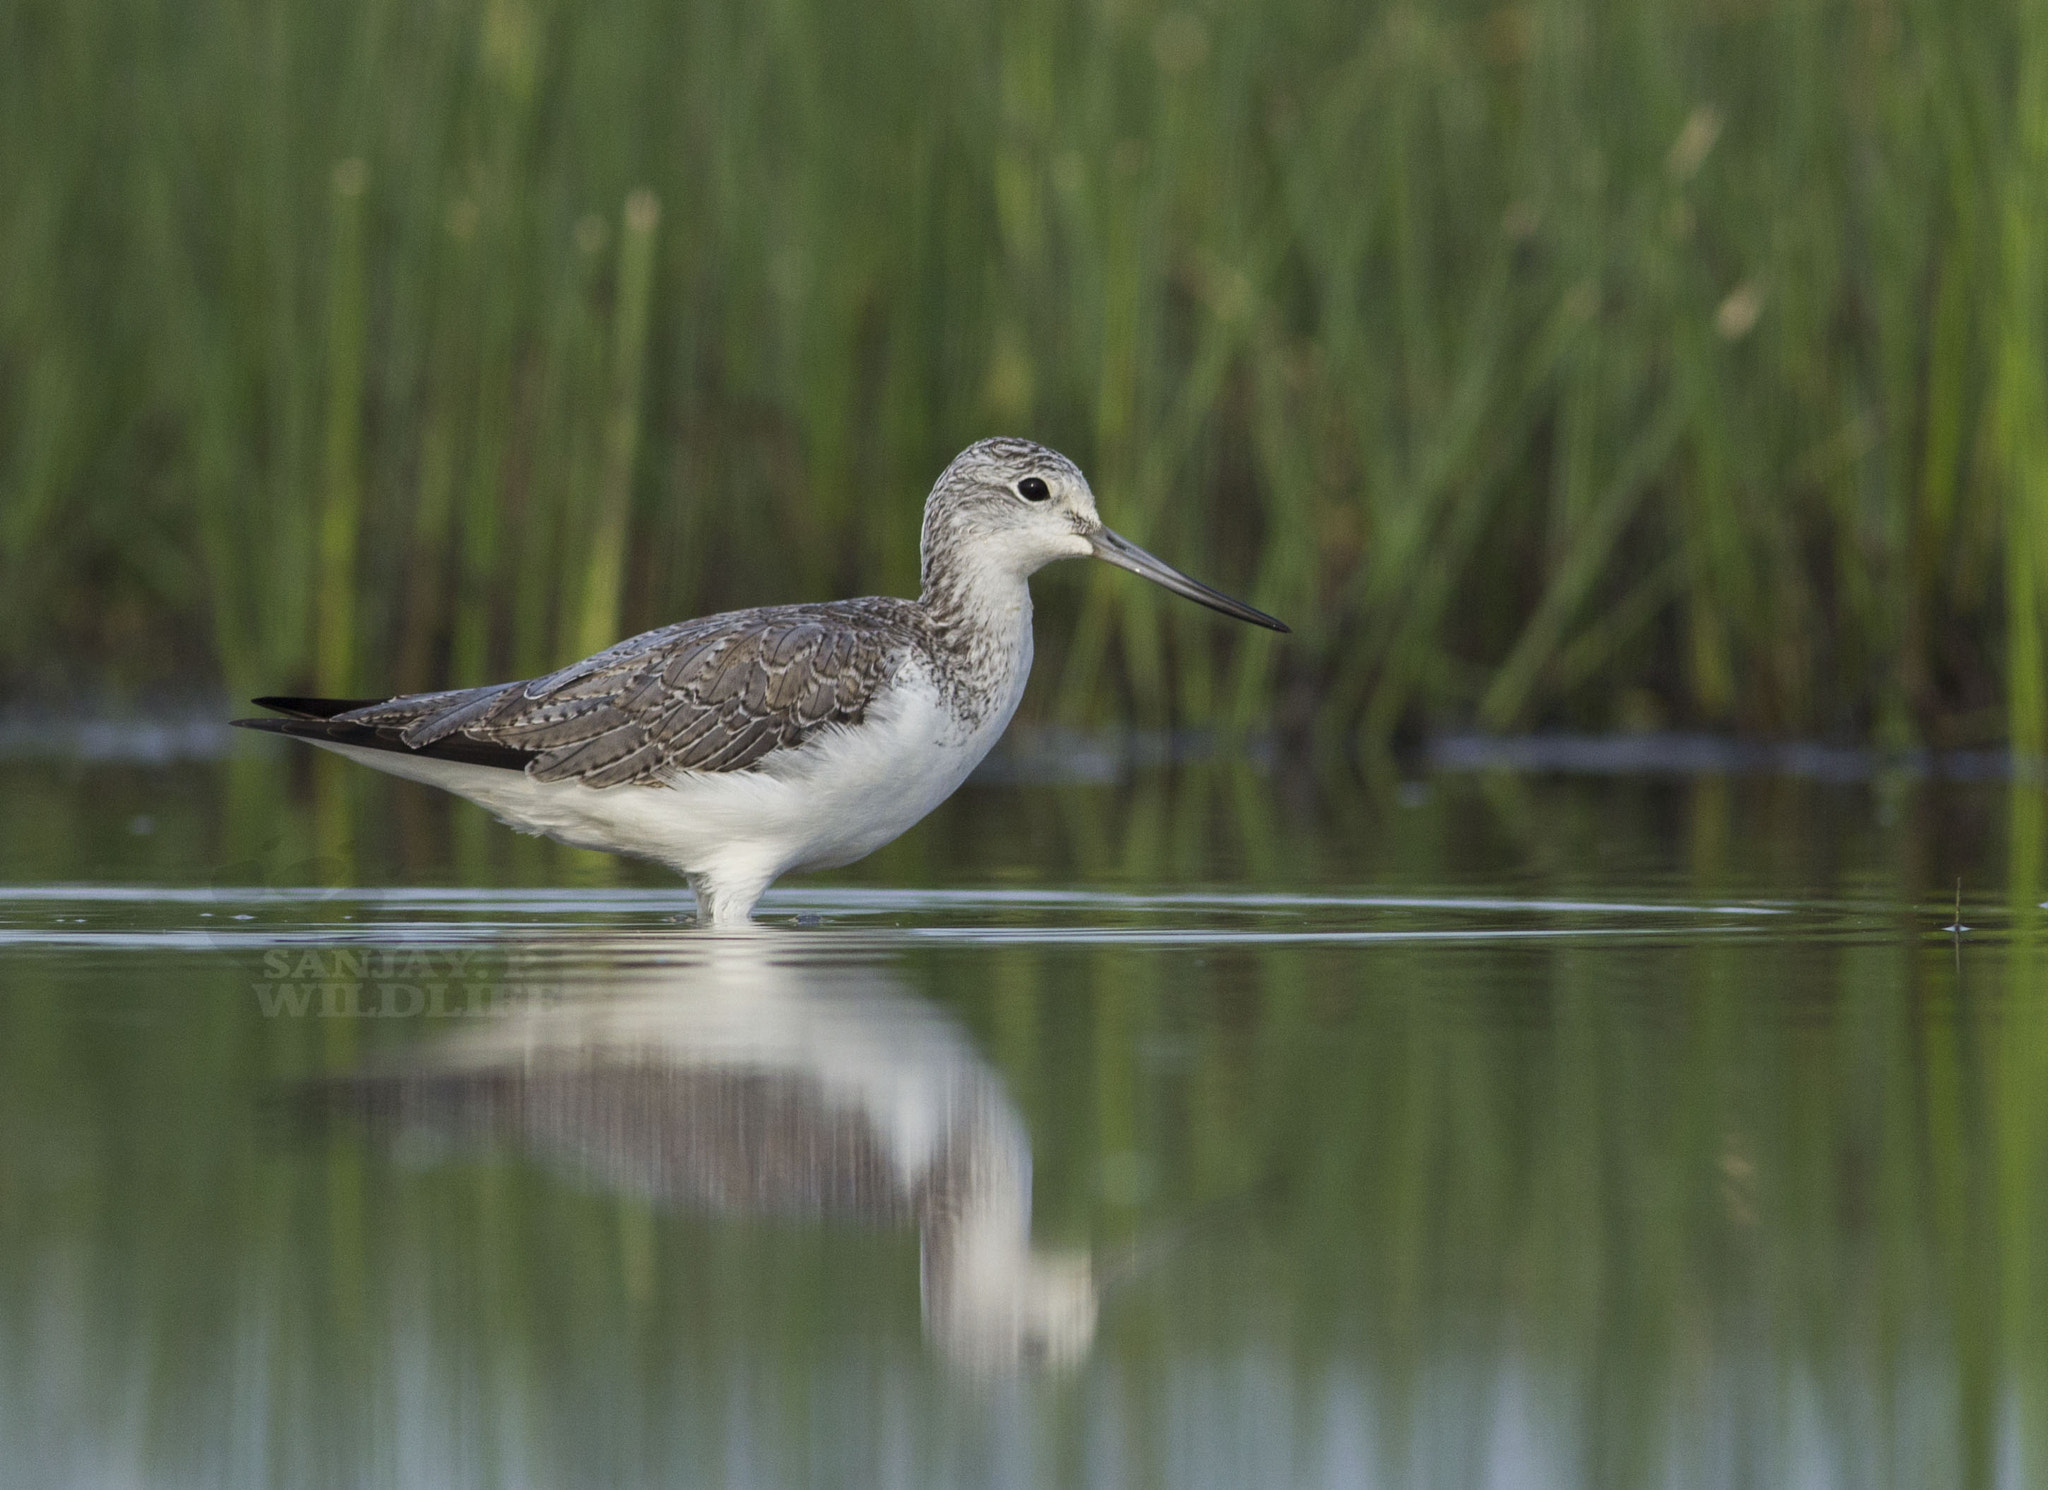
[235,438,1285,925]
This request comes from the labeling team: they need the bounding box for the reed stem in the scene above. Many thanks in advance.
[315,159,369,696]
[574,189,661,661]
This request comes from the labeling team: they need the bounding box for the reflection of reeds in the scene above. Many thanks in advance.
[0,0,2031,748]
[0,756,2031,1480]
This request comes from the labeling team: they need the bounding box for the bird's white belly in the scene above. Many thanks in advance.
[743,667,1009,874]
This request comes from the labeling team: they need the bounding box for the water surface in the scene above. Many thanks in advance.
[0,741,2043,1488]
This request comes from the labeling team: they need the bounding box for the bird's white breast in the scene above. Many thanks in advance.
[763,629,1032,872]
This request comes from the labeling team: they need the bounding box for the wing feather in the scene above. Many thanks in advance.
[334,601,927,788]
[690,713,778,772]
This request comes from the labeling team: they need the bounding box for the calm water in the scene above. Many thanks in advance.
[2,740,2046,1488]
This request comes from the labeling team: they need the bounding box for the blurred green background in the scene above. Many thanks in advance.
[4,0,2043,753]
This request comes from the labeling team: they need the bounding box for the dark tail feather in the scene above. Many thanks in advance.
[249,695,385,720]
[231,702,535,772]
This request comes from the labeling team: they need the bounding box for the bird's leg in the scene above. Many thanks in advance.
[687,868,775,928]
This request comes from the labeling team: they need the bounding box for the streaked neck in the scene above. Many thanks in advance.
[919,542,1034,660]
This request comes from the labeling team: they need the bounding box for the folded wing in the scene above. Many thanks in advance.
[242,601,924,788]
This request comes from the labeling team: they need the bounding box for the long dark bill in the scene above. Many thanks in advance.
[1090,527,1290,632]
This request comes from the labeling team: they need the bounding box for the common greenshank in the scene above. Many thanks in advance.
[234,438,1286,924]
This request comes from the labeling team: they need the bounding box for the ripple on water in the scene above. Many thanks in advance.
[0,882,1914,956]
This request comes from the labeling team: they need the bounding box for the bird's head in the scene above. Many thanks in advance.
[920,437,1288,631]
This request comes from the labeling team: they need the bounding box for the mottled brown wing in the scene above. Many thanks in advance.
[334,603,920,788]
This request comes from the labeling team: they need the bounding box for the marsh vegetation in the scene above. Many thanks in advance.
[2,0,2039,756]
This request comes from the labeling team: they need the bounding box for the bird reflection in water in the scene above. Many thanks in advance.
[305,937,1096,1373]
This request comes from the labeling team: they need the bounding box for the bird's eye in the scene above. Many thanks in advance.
[1017,476,1051,503]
